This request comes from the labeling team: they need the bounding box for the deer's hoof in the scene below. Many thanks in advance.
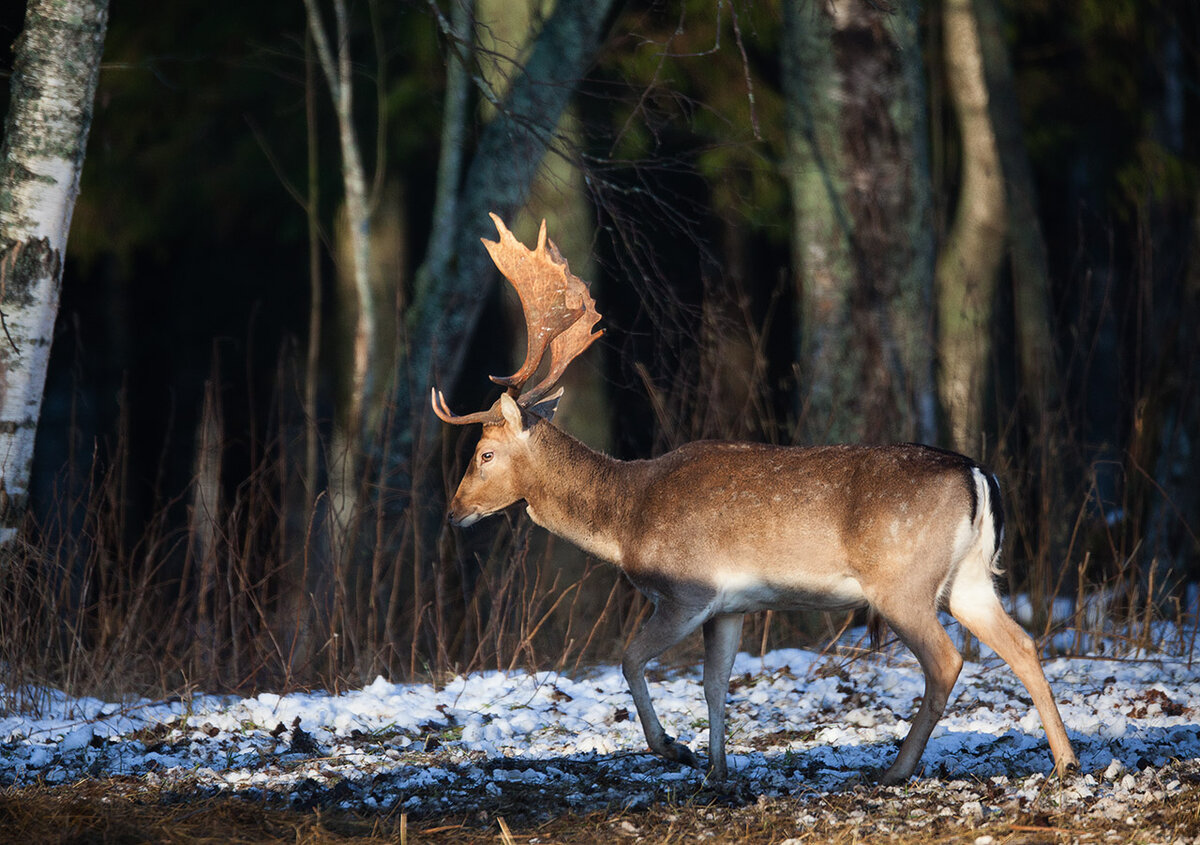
[661,736,701,770]
[879,769,910,786]
[1053,758,1081,779]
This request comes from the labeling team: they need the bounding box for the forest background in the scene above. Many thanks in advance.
[0,0,1197,703]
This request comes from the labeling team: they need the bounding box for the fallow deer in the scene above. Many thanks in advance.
[433,213,1079,785]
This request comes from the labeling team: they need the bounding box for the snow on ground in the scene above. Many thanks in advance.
[2,627,1199,825]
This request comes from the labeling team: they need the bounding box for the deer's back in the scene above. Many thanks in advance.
[622,441,981,606]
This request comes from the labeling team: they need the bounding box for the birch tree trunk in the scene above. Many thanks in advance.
[0,0,110,547]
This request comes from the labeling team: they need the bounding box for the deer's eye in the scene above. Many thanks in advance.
[480,451,494,464]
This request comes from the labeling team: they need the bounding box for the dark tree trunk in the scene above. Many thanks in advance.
[783,0,935,445]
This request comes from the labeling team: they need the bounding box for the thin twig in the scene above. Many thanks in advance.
[0,310,20,355]
[728,0,761,140]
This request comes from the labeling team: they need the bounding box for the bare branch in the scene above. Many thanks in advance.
[300,0,341,102]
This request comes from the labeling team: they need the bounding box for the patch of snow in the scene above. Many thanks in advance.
[1,623,1199,822]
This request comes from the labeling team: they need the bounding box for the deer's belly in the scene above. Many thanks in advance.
[711,567,868,613]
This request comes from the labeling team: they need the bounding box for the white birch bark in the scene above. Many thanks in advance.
[302,0,376,572]
[0,0,110,546]
[303,0,376,445]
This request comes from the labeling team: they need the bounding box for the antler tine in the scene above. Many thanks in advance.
[481,214,589,396]
[430,388,504,426]
[518,289,604,407]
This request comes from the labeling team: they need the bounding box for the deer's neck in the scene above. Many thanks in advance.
[519,422,642,566]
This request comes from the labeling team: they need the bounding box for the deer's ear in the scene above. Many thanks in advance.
[527,387,563,422]
[498,392,525,431]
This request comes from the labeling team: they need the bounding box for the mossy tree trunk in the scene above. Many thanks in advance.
[783,0,936,445]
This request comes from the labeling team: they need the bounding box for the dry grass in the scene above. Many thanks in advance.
[0,783,396,844]
[4,775,1200,844]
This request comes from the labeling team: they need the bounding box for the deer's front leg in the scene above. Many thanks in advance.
[622,600,709,770]
[701,612,744,781]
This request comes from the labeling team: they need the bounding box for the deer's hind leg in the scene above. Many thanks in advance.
[870,596,964,784]
[948,568,1078,775]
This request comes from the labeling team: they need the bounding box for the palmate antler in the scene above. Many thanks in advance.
[432,213,603,425]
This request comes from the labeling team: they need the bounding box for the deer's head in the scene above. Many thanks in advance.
[432,214,603,526]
